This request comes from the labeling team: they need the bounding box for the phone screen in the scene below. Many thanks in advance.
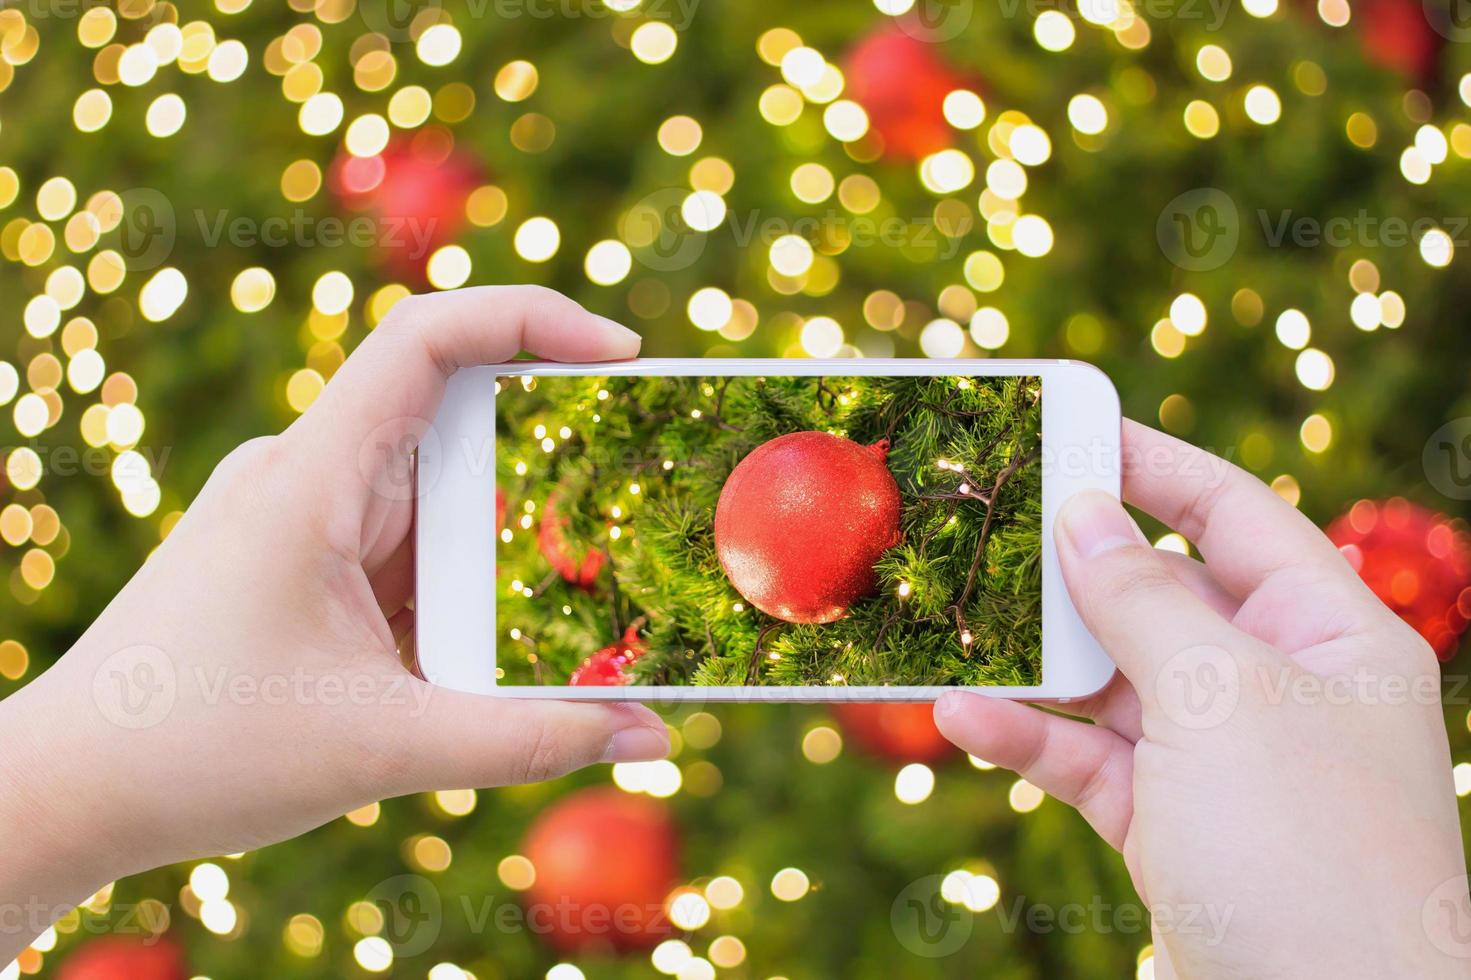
[494,374,1042,688]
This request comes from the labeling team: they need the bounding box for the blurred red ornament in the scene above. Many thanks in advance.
[1326,497,1471,660]
[569,624,645,686]
[331,130,482,281]
[538,490,606,589]
[1356,0,1443,80]
[522,787,679,953]
[56,937,188,980]
[715,431,901,623]
[496,487,507,535]
[832,702,957,764]
[842,26,970,160]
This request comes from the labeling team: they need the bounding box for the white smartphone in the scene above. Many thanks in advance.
[415,359,1119,702]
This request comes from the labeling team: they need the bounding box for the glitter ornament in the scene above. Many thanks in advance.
[568,624,645,686]
[56,937,189,980]
[832,702,958,764]
[842,26,971,160]
[330,132,482,281]
[522,787,679,953]
[1326,497,1471,660]
[715,431,902,624]
[538,490,606,589]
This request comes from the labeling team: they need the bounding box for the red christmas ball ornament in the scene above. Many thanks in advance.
[522,787,679,953]
[56,937,189,980]
[716,431,902,624]
[331,131,482,281]
[538,491,606,590]
[831,702,957,764]
[569,624,645,686]
[1356,0,1443,81]
[1326,497,1471,660]
[842,26,972,160]
[496,487,507,535]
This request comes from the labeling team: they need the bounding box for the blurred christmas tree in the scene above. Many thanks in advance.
[1,0,1470,977]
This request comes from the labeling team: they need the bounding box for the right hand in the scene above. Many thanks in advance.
[935,420,1468,978]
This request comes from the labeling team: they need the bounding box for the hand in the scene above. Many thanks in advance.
[0,286,671,961]
[935,420,1468,977]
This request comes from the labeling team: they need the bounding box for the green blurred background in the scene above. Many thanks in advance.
[3,0,1471,975]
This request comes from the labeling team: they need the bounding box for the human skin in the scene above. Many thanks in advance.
[936,421,1471,978]
[0,286,672,964]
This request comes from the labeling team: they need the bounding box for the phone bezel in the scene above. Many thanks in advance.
[416,358,1119,703]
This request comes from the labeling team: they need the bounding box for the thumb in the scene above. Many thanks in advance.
[385,688,670,793]
[1056,490,1248,693]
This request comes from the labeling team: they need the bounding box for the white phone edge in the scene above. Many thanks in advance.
[415,358,1120,704]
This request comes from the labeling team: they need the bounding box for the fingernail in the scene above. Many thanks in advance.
[1058,490,1136,559]
[614,702,664,728]
[935,690,968,718]
[598,316,642,353]
[603,725,669,763]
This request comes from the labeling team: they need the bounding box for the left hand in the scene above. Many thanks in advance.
[0,286,671,960]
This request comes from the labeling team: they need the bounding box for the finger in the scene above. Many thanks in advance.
[1057,489,1257,689]
[385,689,669,793]
[1064,672,1143,744]
[935,691,1134,850]
[1122,420,1362,599]
[286,286,640,565]
[305,285,639,463]
[1063,552,1235,744]
[1158,550,1240,620]
[370,534,415,614]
